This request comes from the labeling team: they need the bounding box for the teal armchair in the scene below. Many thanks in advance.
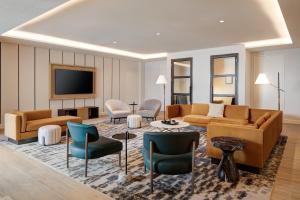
[66,122,123,177]
[143,132,200,193]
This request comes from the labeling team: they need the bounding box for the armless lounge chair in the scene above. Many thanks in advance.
[137,99,161,121]
[143,131,200,193]
[66,122,122,177]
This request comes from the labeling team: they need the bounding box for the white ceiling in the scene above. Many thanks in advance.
[1,0,299,57]
[0,0,68,34]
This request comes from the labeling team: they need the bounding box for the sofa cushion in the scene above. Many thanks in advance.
[16,112,27,133]
[254,115,266,129]
[210,117,248,125]
[26,116,82,132]
[262,112,271,121]
[224,105,249,120]
[183,115,211,124]
[191,103,209,115]
[207,103,224,118]
[23,109,52,121]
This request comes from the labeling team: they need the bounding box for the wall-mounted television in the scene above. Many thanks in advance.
[50,64,96,99]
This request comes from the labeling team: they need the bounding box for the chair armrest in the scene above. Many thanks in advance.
[4,113,22,140]
[166,104,180,119]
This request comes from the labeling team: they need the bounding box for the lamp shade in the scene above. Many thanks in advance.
[156,75,167,84]
[255,73,270,85]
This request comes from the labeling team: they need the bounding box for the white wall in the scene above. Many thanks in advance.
[251,48,300,122]
[144,59,167,106]
[0,42,143,123]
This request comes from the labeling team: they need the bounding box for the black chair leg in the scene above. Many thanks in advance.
[66,128,69,168]
[118,151,122,168]
[85,133,89,177]
[150,141,153,193]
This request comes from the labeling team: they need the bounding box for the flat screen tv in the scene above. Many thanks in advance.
[51,64,95,99]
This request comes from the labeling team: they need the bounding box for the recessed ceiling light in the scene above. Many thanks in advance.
[113,41,117,44]
[219,20,225,23]
[156,32,161,36]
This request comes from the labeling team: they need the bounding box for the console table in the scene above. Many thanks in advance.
[58,106,99,120]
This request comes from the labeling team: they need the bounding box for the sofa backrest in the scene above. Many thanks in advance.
[21,109,52,121]
[191,103,209,115]
[249,108,278,123]
[180,104,192,116]
[224,105,249,120]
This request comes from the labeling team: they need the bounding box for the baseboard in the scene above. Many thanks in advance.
[283,118,300,125]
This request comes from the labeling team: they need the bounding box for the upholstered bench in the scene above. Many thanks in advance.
[127,114,142,128]
[38,125,62,145]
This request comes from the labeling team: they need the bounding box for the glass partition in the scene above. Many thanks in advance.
[210,54,238,105]
[171,58,193,104]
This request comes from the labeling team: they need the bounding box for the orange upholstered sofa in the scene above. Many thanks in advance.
[4,109,82,144]
[166,104,283,169]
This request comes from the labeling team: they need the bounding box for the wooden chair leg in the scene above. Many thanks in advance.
[66,128,69,168]
[85,133,89,177]
[150,141,153,193]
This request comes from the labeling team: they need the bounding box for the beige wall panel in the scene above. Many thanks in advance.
[74,53,85,106]
[75,53,84,66]
[63,51,75,65]
[84,55,95,106]
[112,59,120,99]
[85,99,95,107]
[103,58,113,105]
[35,47,50,110]
[49,49,63,116]
[1,43,18,123]
[85,55,95,67]
[62,51,75,108]
[19,45,34,111]
[120,60,140,104]
[95,56,104,112]
[75,99,84,107]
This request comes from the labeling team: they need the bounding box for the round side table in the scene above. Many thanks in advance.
[211,136,245,183]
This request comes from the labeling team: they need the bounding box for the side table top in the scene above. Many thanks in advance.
[211,136,245,152]
[150,120,190,129]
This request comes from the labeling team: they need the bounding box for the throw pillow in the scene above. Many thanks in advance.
[254,115,266,129]
[207,103,224,118]
[262,112,271,121]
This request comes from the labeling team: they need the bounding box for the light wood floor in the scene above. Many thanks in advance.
[0,122,299,200]
[271,124,300,200]
[0,139,112,200]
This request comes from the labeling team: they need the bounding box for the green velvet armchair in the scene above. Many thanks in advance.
[143,131,200,193]
[66,122,123,177]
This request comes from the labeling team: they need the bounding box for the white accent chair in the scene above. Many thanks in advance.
[137,99,161,121]
[105,99,131,124]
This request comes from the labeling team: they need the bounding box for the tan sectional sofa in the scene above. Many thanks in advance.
[5,109,82,144]
[166,103,283,169]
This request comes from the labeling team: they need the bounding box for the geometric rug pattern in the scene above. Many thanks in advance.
[0,119,287,200]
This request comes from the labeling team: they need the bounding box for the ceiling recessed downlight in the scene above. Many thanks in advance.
[219,20,225,23]
[113,41,117,44]
[156,32,161,36]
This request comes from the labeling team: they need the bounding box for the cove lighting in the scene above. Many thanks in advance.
[243,0,292,48]
[2,30,167,60]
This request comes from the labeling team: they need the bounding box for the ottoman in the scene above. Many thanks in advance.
[38,125,62,145]
[127,114,142,128]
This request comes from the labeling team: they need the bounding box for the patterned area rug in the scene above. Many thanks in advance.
[0,120,286,200]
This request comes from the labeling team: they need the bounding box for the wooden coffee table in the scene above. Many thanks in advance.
[150,120,190,132]
[211,136,245,183]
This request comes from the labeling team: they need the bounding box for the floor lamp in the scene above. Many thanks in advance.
[255,72,284,110]
[156,75,167,121]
